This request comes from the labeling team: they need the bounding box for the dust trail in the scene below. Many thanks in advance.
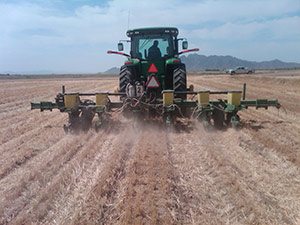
[104,122,175,225]
[68,122,141,225]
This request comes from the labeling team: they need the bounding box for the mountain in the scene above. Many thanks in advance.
[102,67,120,75]
[180,54,300,71]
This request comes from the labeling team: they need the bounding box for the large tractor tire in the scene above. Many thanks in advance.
[173,64,187,100]
[119,66,132,93]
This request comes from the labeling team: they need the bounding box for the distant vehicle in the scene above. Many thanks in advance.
[228,67,255,75]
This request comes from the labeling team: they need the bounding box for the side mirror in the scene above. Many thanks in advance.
[118,43,124,51]
[182,41,188,49]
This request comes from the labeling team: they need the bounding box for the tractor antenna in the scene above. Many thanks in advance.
[127,10,130,29]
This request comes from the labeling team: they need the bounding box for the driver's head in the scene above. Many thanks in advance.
[153,40,159,47]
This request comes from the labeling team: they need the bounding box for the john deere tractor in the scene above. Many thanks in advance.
[110,27,198,99]
[107,27,199,120]
[31,27,280,132]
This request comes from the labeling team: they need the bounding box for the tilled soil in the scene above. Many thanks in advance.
[0,71,300,225]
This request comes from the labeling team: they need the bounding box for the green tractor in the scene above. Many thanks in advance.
[31,27,280,132]
[107,27,199,120]
[109,27,198,98]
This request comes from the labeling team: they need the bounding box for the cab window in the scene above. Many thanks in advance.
[131,34,174,59]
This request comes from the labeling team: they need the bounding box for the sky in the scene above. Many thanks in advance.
[0,0,300,74]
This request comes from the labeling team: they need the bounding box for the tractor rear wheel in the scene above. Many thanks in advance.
[119,66,132,93]
[173,64,187,100]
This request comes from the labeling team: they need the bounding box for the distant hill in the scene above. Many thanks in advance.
[181,54,300,71]
[102,67,120,75]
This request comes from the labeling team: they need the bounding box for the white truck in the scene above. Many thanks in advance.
[228,66,255,75]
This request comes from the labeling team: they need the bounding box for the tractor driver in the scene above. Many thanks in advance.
[148,40,161,59]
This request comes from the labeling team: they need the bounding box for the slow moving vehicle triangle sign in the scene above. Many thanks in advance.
[146,75,160,88]
[148,63,158,73]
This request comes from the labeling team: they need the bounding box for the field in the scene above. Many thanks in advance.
[0,70,300,225]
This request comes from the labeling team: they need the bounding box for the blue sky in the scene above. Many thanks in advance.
[0,0,300,73]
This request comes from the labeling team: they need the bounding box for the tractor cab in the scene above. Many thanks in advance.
[126,27,179,60]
